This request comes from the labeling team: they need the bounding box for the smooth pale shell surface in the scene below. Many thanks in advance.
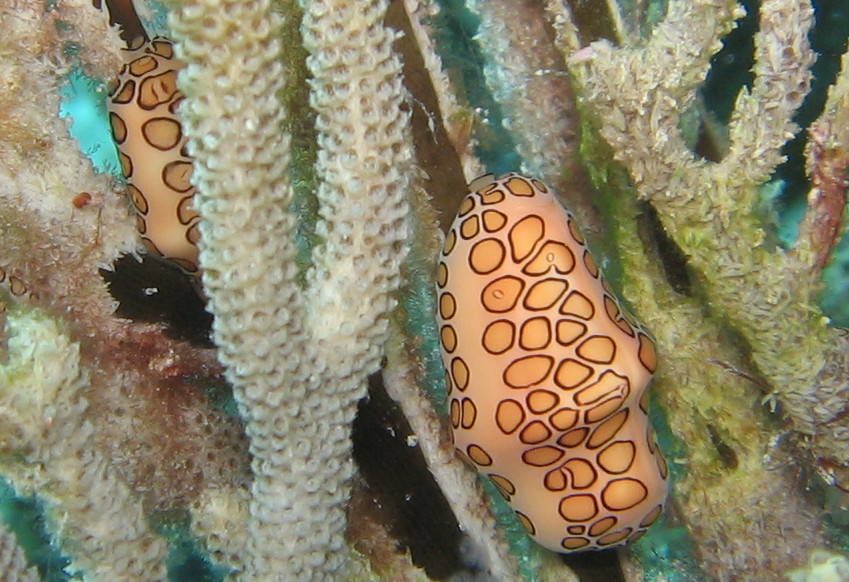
[436,173,668,552]
[107,38,200,273]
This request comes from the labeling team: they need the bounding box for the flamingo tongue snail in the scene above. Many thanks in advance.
[107,37,201,275]
[436,173,668,553]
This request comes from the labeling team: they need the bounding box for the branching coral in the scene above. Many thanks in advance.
[0,521,40,582]
[0,307,168,579]
[168,0,418,577]
[0,1,249,580]
[540,0,848,579]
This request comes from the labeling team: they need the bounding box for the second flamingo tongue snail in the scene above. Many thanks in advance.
[107,37,201,275]
[436,172,668,553]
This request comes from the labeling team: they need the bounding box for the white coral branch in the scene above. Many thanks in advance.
[0,309,168,581]
[0,521,40,582]
[171,0,415,577]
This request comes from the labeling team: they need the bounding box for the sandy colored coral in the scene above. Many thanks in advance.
[0,522,40,582]
[534,0,845,578]
[0,1,251,579]
[563,0,832,419]
[0,307,168,580]
[169,0,416,577]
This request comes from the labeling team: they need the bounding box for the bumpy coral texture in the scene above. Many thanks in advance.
[0,309,168,580]
[0,522,40,582]
[170,0,412,577]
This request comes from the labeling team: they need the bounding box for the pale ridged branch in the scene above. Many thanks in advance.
[559,0,849,459]
[0,521,40,582]
[0,309,168,581]
[171,0,418,577]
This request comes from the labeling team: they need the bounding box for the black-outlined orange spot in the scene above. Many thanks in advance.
[558,427,589,448]
[559,291,595,320]
[601,478,648,511]
[531,178,548,193]
[597,528,633,546]
[563,458,597,489]
[555,320,587,345]
[584,397,626,424]
[482,209,507,232]
[481,276,524,313]
[561,537,590,550]
[150,39,174,59]
[523,278,568,311]
[442,229,457,255]
[129,55,157,76]
[177,195,198,225]
[519,421,552,445]
[576,335,617,364]
[450,398,461,428]
[460,215,480,239]
[138,70,180,109]
[439,292,456,319]
[526,390,559,414]
[588,516,617,537]
[467,444,493,466]
[119,151,133,178]
[583,249,599,277]
[503,355,554,388]
[495,399,525,434]
[549,407,579,431]
[523,241,575,276]
[164,161,194,193]
[479,187,505,205]
[482,319,515,354]
[638,332,658,373]
[436,262,448,288]
[505,176,535,196]
[544,468,567,491]
[522,446,564,467]
[440,325,457,353]
[567,217,585,244]
[575,370,629,406]
[461,398,477,429]
[558,494,598,522]
[640,504,664,528]
[469,238,505,274]
[597,441,636,474]
[451,357,470,391]
[111,79,135,104]
[509,215,545,263]
[554,358,593,390]
[519,317,551,350]
[587,409,629,449]
[458,196,475,216]
[109,112,127,143]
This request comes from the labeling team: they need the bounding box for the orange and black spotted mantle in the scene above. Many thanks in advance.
[435,173,668,553]
[107,38,200,274]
